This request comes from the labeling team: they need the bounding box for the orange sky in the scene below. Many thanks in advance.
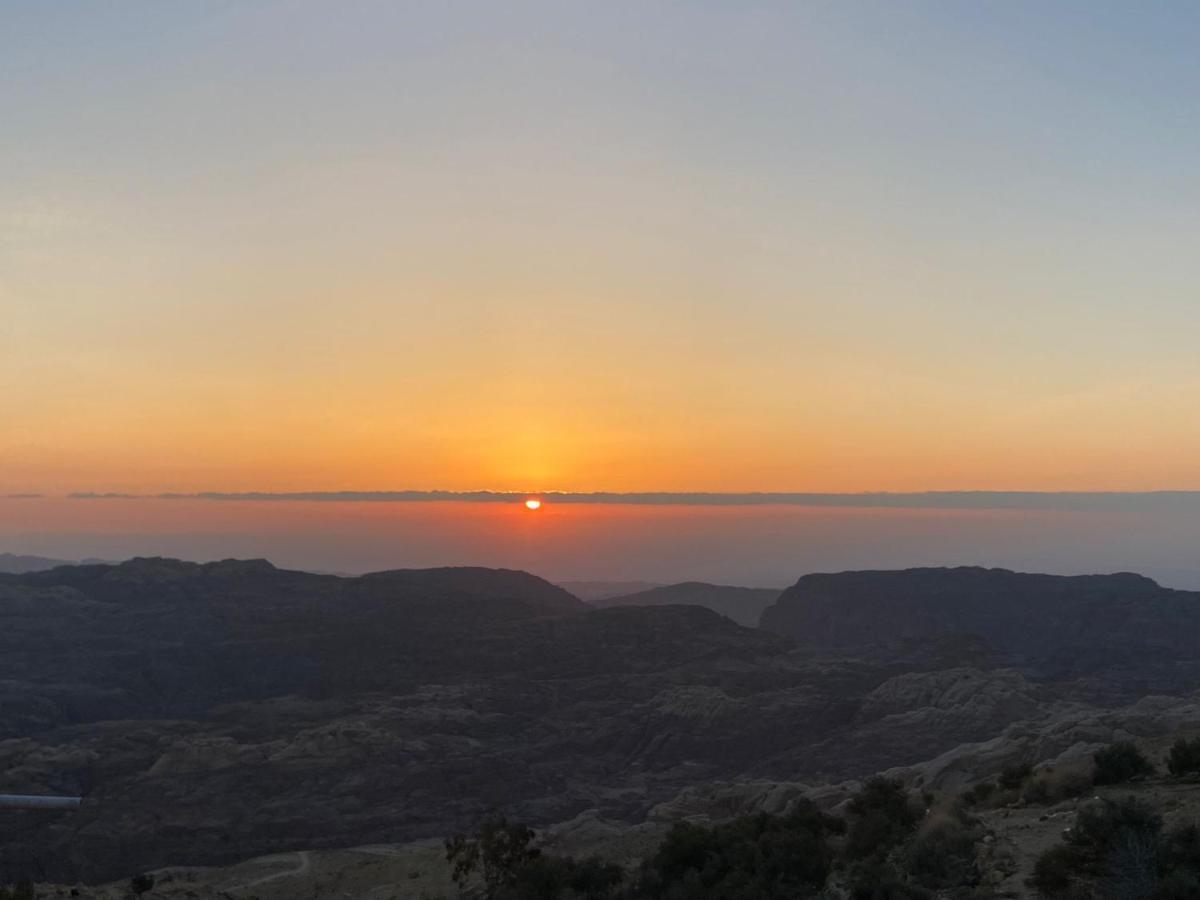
[5,3,1200,497]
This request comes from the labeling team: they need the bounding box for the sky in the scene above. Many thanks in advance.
[9,493,1200,589]
[3,3,1200,580]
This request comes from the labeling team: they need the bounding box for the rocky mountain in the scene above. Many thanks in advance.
[0,553,116,574]
[760,566,1200,695]
[4,561,1200,887]
[556,581,663,602]
[589,582,782,627]
[0,553,77,574]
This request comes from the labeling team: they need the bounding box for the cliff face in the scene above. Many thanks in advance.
[760,567,1200,689]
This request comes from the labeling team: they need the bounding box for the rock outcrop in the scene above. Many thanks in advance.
[761,567,1200,692]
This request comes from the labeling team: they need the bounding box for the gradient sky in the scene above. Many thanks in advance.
[5,1,1200,497]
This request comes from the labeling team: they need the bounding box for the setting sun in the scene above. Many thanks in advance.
[524,499,543,511]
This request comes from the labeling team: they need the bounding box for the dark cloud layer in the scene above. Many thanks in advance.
[63,490,1200,510]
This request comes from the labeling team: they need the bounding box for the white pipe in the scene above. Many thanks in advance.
[0,795,82,810]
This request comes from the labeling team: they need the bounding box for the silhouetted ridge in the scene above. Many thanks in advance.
[0,552,78,574]
[760,566,1192,684]
[591,581,781,627]
[358,565,584,614]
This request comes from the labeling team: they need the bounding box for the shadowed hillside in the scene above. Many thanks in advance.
[761,567,1200,695]
[589,582,782,627]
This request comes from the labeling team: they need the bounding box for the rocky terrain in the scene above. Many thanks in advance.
[32,714,1200,899]
[587,582,782,627]
[762,567,1200,696]
[2,561,1199,891]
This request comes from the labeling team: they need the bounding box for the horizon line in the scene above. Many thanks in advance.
[52,489,1200,510]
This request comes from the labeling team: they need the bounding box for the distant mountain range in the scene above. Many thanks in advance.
[588,581,782,627]
[0,552,114,574]
[555,580,664,601]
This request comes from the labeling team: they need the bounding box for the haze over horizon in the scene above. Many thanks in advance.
[8,489,1200,591]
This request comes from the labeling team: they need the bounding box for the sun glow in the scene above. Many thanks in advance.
[524,498,543,510]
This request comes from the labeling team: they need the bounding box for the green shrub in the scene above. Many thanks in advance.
[1030,797,1164,897]
[511,855,623,900]
[999,762,1034,791]
[905,817,979,889]
[445,816,542,899]
[845,777,919,861]
[1093,742,1154,785]
[1030,844,1079,896]
[1022,767,1092,806]
[1158,820,1200,877]
[1055,768,1094,800]
[1105,827,1160,899]
[1023,777,1054,806]
[1167,738,1200,778]
[445,817,626,900]
[1067,797,1162,870]
[961,781,996,807]
[634,800,843,899]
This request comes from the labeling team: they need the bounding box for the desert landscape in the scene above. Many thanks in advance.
[2,560,1200,896]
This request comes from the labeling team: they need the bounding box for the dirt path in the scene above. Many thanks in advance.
[223,850,311,892]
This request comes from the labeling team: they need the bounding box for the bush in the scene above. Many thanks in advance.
[1094,742,1154,785]
[1167,738,1200,778]
[845,777,919,861]
[961,781,996,807]
[1029,798,1164,897]
[1030,844,1079,896]
[905,817,980,889]
[446,817,625,900]
[1023,777,1054,806]
[511,855,623,900]
[1022,767,1093,807]
[634,800,843,899]
[1158,820,1200,877]
[1067,797,1162,870]
[999,762,1034,791]
[1105,827,1160,899]
[1055,768,1094,800]
[445,816,542,899]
